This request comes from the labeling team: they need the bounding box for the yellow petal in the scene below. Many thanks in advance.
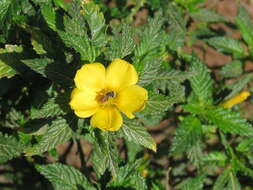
[105,58,138,91]
[115,85,148,119]
[74,63,105,91]
[90,106,123,131]
[69,88,98,118]
[221,91,250,108]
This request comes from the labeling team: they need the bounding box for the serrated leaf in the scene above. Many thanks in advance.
[58,31,99,62]
[108,159,147,190]
[213,168,230,190]
[206,37,245,58]
[136,57,162,86]
[205,107,253,136]
[134,11,165,58]
[221,60,243,78]
[170,116,202,154]
[236,138,253,152]
[41,2,56,31]
[187,142,203,168]
[0,133,23,163]
[22,58,53,77]
[30,97,67,119]
[37,163,96,190]
[126,141,142,162]
[0,59,17,78]
[165,3,186,50]
[175,0,204,12]
[236,6,253,55]
[143,92,175,114]
[188,54,213,104]
[106,24,135,60]
[22,58,73,87]
[0,0,20,36]
[91,132,119,178]
[0,45,25,78]
[137,91,181,126]
[134,91,175,126]
[118,118,156,152]
[202,152,227,166]
[181,175,205,190]
[25,117,72,156]
[25,27,55,55]
[224,73,253,100]
[190,8,226,22]
[82,2,107,47]
[227,172,241,190]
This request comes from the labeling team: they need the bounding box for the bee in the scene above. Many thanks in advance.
[100,91,115,102]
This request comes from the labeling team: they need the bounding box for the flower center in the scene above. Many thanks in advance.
[96,90,116,105]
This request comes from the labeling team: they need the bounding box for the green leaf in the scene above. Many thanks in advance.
[22,58,73,87]
[236,138,253,152]
[0,58,17,78]
[0,133,23,163]
[143,92,176,115]
[220,60,243,78]
[190,8,226,22]
[187,54,213,104]
[126,141,142,162]
[137,92,180,126]
[170,116,202,154]
[58,31,99,62]
[108,159,147,190]
[91,132,119,177]
[181,175,205,190]
[134,11,165,58]
[175,0,204,12]
[82,2,107,47]
[1,108,25,128]
[30,97,68,119]
[164,3,186,50]
[213,168,230,190]
[236,6,253,54]
[25,117,72,156]
[0,0,20,36]
[224,73,253,100]
[22,58,53,77]
[37,163,96,190]
[106,24,135,60]
[227,172,241,190]
[202,151,227,166]
[206,37,245,58]
[118,118,156,152]
[187,142,203,168]
[136,57,162,86]
[41,2,57,31]
[25,27,55,55]
[205,107,253,136]
[0,45,25,78]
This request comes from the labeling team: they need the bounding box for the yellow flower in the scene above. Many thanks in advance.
[221,91,250,109]
[69,58,148,131]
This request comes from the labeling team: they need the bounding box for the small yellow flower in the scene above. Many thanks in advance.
[221,91,250,109]
[69,58,148,131]
[141,169,149,178]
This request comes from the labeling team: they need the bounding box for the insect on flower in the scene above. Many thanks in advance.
[69,58,148,131]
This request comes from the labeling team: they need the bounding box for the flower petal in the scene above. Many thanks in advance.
[115,85,148,118]
[69,88,98,118]
[105,58,138,91]
[74,63,105,91]
[90,106,123,131]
